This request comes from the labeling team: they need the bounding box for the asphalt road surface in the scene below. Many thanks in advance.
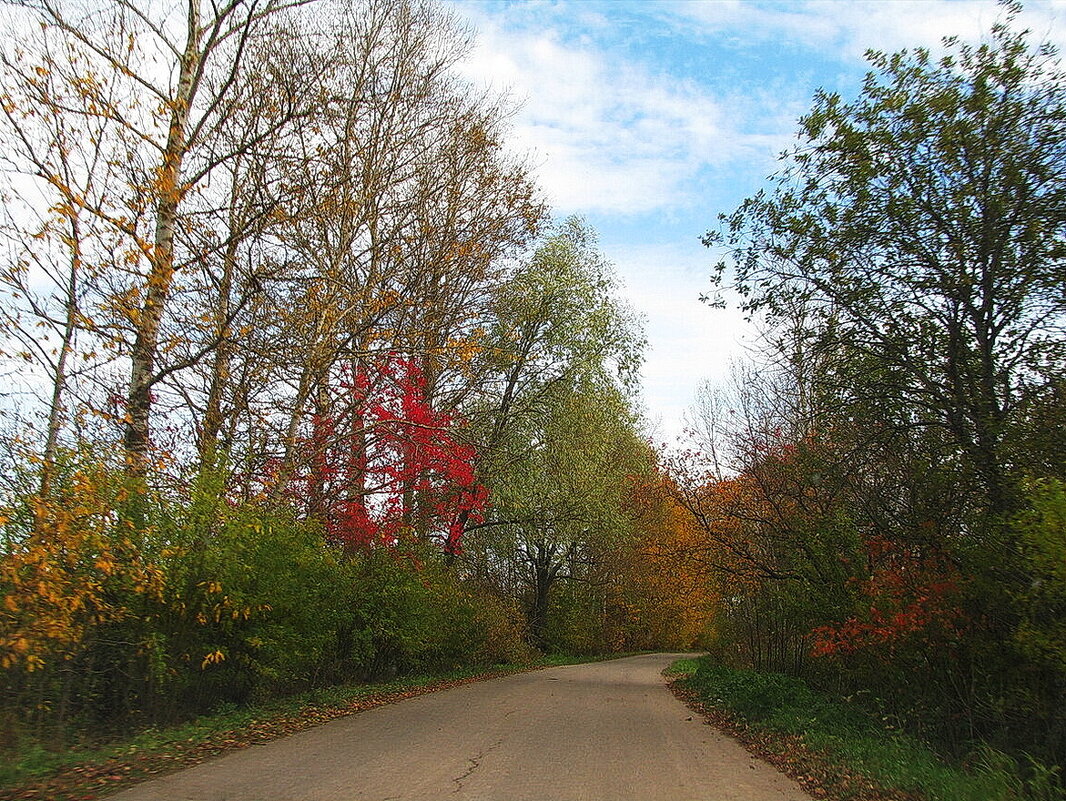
[110,653,812,801]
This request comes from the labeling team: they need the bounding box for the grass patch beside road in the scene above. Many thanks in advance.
[671,656,1062,801]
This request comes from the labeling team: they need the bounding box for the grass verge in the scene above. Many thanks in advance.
[0,652,644,801]
[669,656,1063,801]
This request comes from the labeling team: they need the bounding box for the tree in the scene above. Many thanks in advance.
[701,10,1066,758]
[1,0,544,502]
[481,375,647,649]
[257,0,543,501]
[612,470,717,651]
[470,218,642,470]
[304,353,487,556]
[458,219,646,649]
[706,10,1066,519]
[1,0,317,480]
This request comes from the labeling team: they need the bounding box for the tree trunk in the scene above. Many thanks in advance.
[124,1,201,475]
[199,236,237,461]
[39,215,82,504]
[527,541,558,650]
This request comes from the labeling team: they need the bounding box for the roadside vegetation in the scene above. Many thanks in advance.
[667,6,1065,797]
[1,0,1063,798]
[672,657,1062,801]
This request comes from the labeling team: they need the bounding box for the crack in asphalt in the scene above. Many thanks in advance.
[451,738,504,794]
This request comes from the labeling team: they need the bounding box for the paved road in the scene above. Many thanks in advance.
[110,653,812,801]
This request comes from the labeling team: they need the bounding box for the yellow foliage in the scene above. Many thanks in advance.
[0,466,163,673]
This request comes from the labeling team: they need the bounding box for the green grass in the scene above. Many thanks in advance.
[676,657,1064,801]
[662,656,700,677]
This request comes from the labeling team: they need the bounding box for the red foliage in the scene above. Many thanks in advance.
[810,535,964,657]
[306,354,486,555]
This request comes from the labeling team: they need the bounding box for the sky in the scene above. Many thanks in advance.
[444,0,1066,439]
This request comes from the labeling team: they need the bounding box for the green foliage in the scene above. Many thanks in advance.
[484,377,651,649]
[663,657,699,678]
[344,549,529,678]
[466,219,655,651]
[970,745,1066,801]
[707,8,1066,518]
[687,659,864,731]
[0,457,531,749]
[543,581,609,655]
[698,6,1066,775]
[1013,479,1066,672]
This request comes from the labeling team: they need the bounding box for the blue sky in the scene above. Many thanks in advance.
[445,0,1066,439]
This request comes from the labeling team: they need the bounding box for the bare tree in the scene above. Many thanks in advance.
[3,0,315,478]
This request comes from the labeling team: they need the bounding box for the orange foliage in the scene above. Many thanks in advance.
[676,473,788,590]
[613,474,719,649]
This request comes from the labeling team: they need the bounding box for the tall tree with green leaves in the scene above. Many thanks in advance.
[703,7,1066,758]
[706,7,1066,519]
[478,375,648,649]
[471,218,642,461]
[460,219,646,648]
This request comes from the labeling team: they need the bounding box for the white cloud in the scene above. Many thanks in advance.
[453,8,773,216]
[446,0,1066,439]
[452,0,1066,217]
[445,1,777,436]
[609,242,756,440]
[664,0,1066,61]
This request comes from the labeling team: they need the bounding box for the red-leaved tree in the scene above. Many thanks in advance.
[809,535,964,658]
[307,355,486,555]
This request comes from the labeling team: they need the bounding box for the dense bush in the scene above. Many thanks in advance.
[0,458,531,747]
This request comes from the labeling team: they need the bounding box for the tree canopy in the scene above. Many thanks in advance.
[706,11,1066,517]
